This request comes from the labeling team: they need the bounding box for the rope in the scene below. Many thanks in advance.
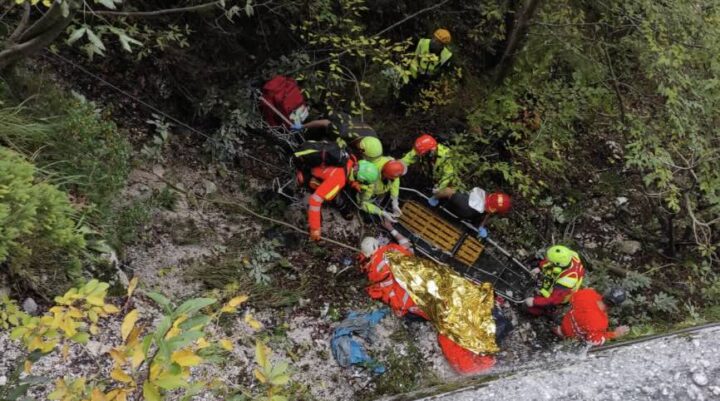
[42,51,361,253]
[142,169,361,253]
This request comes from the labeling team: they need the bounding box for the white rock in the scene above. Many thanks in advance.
[615,196,628,206]
[22,297,38,315]
[618,240,642,255]
[692,371,709,387]
[0,375,7,386]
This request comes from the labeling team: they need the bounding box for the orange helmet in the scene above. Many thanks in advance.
[414,134,438,156]
[382,160,407,180]
[485,192,511,214]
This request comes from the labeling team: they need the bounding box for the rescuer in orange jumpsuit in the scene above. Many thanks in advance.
[525,245,586,316]
[306,158,379,241]
[359,219,427,318]
[554,287,630,345]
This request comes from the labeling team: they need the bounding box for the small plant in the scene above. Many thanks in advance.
[141,114,172,162]
[245,240,284,285]
[254,341,291,401]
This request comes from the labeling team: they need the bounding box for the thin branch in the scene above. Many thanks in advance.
[8,2,31,43]
[87,1,222,18]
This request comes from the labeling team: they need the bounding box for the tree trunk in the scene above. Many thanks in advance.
[494,0,542,83]
[0,3,76,71]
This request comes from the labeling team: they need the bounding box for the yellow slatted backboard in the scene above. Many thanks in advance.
[399,201,484,266]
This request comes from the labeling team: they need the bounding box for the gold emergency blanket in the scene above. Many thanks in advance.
[387,253,498,354]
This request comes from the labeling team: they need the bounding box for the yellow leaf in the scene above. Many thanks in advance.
[171,349,202,367]
[126,325,142,346]
[149,362,162,381]
[109,348,127,365]
[86,294,105,307]
[90,324,99,335]
[164,326,181,340]
[254,368,267,383]
[143,382,162,401]
[196,337,210,349]
[131,346,146,369]
[227,295,248,308]
[121,310,139,342]
[127,277,139,298]
[111,367,134,384]
[67,307,84,318]
[62,343,69,360]
[91,388,107,401]
[255,340,268,367]
[219,339,234,351]
[103,304,120,314]
[23,360,32,373]
[244,313,263,330]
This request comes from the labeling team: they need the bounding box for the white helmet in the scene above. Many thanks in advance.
[360,237,380,258]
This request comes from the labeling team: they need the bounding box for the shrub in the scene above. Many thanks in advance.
[0,147,86,294]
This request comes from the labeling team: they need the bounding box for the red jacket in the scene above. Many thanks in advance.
[532,257,585,307]
[560,288,616,345]
[363,244,426,318]
[307,159,354,231]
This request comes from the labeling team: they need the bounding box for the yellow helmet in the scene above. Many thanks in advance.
[433,28,452,45]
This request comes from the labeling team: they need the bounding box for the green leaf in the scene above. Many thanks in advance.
[70,332,90,344]
[145,291,172,312]
[85,29,106,52]
[96,0,118,9]
[154,373,188,390]
[67,27,86,45]
[157,339,171,363]
[143,382,162,401]
[173,298,216,316]
[178,315,211,331]
[166,331,204,351]
[155,316,172,341]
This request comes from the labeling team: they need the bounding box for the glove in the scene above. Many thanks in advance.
[477,226,488,239]
[427,197,439,207]
[310,229,321,241]
[391,197,402,217]
[530,267,541,277]
[614,325,630,337]
[381,211,398,223]
[524,297,534,307]
[350,181,362,192]
[290,122,304,131]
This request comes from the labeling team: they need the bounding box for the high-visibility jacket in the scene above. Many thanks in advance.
[401,143,458,191]
[358,156,400,215]
[532,256,585,307]
[560,289,617,345]
[409,38,453,79]
[437,334,495,375]
[307,159,355,231]
[363,244,426,318]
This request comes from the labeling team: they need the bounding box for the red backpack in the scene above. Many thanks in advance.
[260,75,307,127]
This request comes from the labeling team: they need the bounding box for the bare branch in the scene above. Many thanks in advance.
[8,2,31,43]
[87,1,222,18]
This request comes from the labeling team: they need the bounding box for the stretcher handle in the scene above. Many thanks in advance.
[259,95,294,127]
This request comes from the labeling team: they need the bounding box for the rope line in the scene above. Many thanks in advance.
[43,51,361,252]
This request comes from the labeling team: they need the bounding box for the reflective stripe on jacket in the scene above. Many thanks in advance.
[401,144,457,191]
[358,156,401,215]
[533,256,585,307]
[364,245,424,317]
[409,38,453,78]
[307,159,354,231]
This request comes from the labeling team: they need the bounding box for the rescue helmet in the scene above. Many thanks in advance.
[485,192,511,214]
[359,136,383,159]
[546,245,576,268]
[413,134,438,156]
[360,236,380,258]
[356,160,380,184]
[382,160,407,180]
[603,287,627,306]
[433,28,452,45]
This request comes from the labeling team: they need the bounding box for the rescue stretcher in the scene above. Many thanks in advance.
[390,188,535,303]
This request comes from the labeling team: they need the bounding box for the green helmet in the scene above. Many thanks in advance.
[356,160,380,183]
[359,137,383,159]
[546,245,577,268]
